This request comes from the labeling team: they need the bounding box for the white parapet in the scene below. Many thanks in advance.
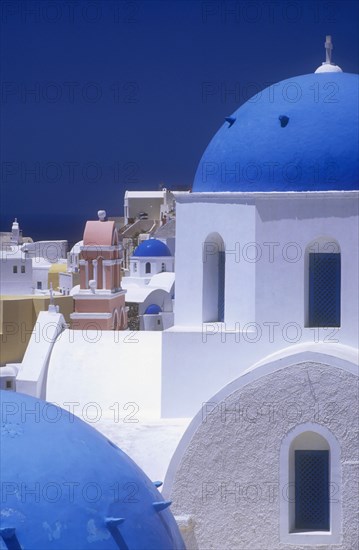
[16,310,66,399]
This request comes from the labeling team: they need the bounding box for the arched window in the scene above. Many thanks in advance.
[120,307,126,330]
[13,265,18,274]
[305,238,341,327]
[145,262,151,274]
[112,309,119,330]
[202,233,225,323]
[293,433,329,531]
[280,423,341,545]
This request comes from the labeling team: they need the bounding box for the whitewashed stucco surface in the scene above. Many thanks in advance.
[87,417,190,483]
[46,329,162,418]
[168,362,359,550]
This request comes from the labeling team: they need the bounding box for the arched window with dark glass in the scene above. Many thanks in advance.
[218,251,225,322]
[295,449,329,530]
[280,425,341,544]
[145,262,151,274]
[202,233,225,323]
[305,239,341,327]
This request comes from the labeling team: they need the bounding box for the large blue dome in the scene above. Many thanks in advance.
[193,72,359,192]
[0,391,185,550]
[133,239,171,257]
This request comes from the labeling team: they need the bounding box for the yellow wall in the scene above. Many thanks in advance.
[48,263,66,290]
[48,265,80,292]
[0,297,33,365]
[0,295,73,366]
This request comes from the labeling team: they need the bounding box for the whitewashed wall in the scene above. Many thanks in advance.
[0,254,33,295]
[164,359,358,549]
[162,191,358,416]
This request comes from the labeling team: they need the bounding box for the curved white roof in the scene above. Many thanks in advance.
[147,272,175,293]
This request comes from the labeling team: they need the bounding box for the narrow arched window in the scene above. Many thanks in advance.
[295,449,329,530]
[290,431,330,533]
[305,239,341,327]
[145,262,151,274]
[308,253,340,326]
[203,233,225,322]
[280,424,341,545]
[218,251,225,322]
[112,309,119,330]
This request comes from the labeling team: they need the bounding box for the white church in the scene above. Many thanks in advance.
[11,37,359,548]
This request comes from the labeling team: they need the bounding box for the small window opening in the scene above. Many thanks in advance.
[295,450,329,531]
[308,253,340,327]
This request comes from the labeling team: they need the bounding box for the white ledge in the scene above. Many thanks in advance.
[174,190,359,203]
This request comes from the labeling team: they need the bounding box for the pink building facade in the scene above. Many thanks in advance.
[71,212,127,330]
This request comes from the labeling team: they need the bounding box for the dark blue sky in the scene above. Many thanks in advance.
[1,0,358,245]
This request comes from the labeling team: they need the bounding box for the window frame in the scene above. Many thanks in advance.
[304,238,341,328]
[294,449,330,531]
[202,232,225,323]
[280,423,341,545]
[308,252,341,327]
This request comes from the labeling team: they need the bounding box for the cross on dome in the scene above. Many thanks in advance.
[325,35,333,64]
[315,35,343,73]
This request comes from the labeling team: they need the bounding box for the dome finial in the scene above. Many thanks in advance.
[315,35,343,73]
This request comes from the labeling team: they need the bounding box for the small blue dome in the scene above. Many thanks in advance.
[193,72,359,192]
[145,304,162,315]
[133,239,171,257]
[0,391,185,550]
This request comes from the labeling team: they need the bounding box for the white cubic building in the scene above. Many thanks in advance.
[0,247,33,295]
[161,45,359,548]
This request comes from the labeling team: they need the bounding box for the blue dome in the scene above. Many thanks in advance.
[133,239,171,257]
[0,391,185,550]
[145,304,162,315]
[193,73,359,192]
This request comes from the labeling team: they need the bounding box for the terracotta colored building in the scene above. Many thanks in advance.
[70,211,127,330]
